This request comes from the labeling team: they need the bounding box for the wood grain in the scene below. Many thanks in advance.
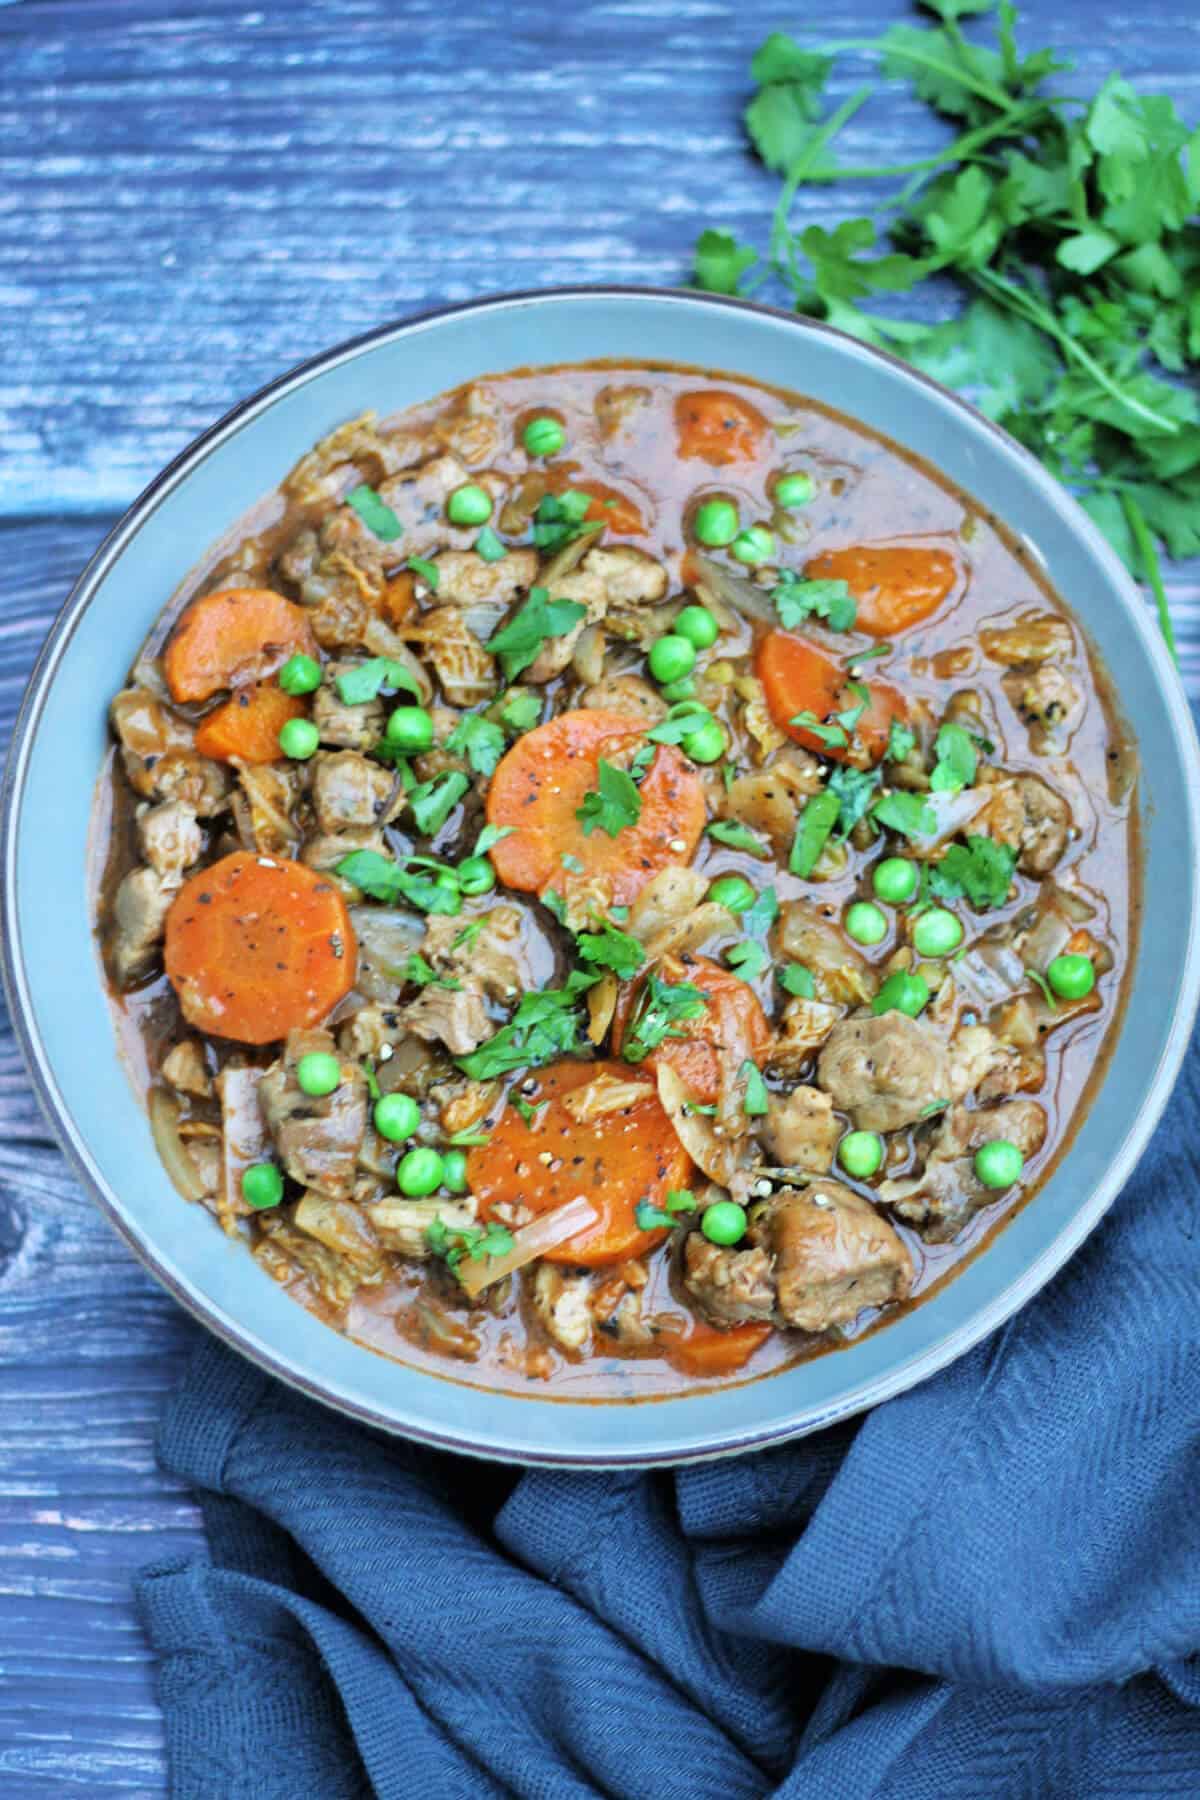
[0,2,1197,1791]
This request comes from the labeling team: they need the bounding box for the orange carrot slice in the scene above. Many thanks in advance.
[675,389,768,465]
[756,631,905,766]
[804,544,957,637]
[613,955,772,1105]
[194,683,305,764]
[164,588,319,703]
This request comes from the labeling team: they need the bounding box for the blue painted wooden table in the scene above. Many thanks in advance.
[1,1,1197,1790]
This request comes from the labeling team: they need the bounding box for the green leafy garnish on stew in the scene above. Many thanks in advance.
[346,483,403,542]
[885,719,917,763]
[1025,965,1058,1008]
[456,972,598,1081]
[406,555,440,590]
[403,952,461,991]
[929,722,978,794]
[498,690,541,734]
[426,1216,515,1274]
[871,791,937,838]
[928,835,1017,909]
[706,819,771,858]
[790,711,848,749]
[334,849,462,914]
[740,1060,769,1116]
[575,758,643,839]
[531,490,599,555]
[726,940,768,981]
[474,525,508,564]
[771,571,857,632]
[779,962,815,998]
[445,711,506,777]
[409,771,469,837]
[575,921,646,981]
[741,884,779,935]
[621,976,709,1063]
[827,764,881,837]
[646,705,714,747]
[486,586,589,682]
[336,657,422,705]
[635,1189,700,1230]
[789,788,840,877]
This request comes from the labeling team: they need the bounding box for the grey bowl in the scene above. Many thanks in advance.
[4,288,1198,1466]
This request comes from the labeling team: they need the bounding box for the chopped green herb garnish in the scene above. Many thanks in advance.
[346,483,403,542]
[406,555,440,590]
[336,657,422,705]
[513,1096,542,1126]
[486,586,589,682]
[575,758,643,839]
[445,711,506,777]
[790,710,848,749]
[847,643,893,666]
[446,1128,491,1147]
[499,689,541,734]
[629,743,656,784]
[1025,965,1058,1008]
[473,823,514,858]
[741,884,779,935]
[740,1059,769,1116]
[919,1098,950,1120]
[636,1188,700,1230]
[451,921,484,952]
[789,788,841,877]
[779,962,815,998]
[726,940,768,981]
[531,490,599,555]
[827,764,881,837]
[474,526,508,563]
[576,920,646,981]
[885,719,917,763]
[772,571,857,632]
[361,1059,381,1102]
[409,770,470,837]
[403,952,462,990]
[542,887,568,924]
[456,971,598,1081]
[621,975,709,1063]
[929,835,1017,910]
[871,790,937,838]
[646,705,714,746]
[561,852,585,873]
[929,722,979,794]
[334,849,462,915]
[426,1216,515,1275]
[706,819,771,858]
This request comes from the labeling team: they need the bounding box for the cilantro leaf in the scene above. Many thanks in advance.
[575,758,643,839]
[346,483,403,541]
[499,689,541,734]
[741,885,779,935]
[928,835,1017,908]
[886,719,917,762]
[409,771,469,837]
[445,711,506,776]
[403,953,461,991]
[771,570,857,632]
[872,791,938,838]
[621,976,709,1064]
[576,921,647,981]
[740,1059,769,1116]
[531,491,599,556]
[406,556,440,590]
[486,586,588,682]
[456,972,598,1081]
[779,963,815,998]
[334,849,462,915]
[473,823,513,857]
[827,764,881,837]
[474,526,508,564]
[726,941,768,982]
[744,35,834,174]
[929,721,979,793]
[694,228,759,295]
[646,705,714,746]
[426,1216,515,1276]
[789,789,840,877]
[336,658,422,705]
[706,819,771,858]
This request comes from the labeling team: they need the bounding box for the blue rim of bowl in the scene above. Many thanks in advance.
[4,285,1199,1467]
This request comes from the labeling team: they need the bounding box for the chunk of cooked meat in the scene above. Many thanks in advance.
[254,1211,368,1311]
[137,800,203,882]
[292,1192,386,1279]
[595,384,651,439]
[110,687,230,816]
[421,907,526,1002]
[768,998,843,1074]
[311,750,403,832]
[683,1232,776,1326]
[233,763,303,857]
[818,1012,951,1133]
[880,1099,1047,1241]
[533,1264,594,1354]
[312,662,385,749]
[259,1029,368,1202]
[759,1086,839,1173]
[720,750,823,851]
[281,412,425,510]
[336,1005,416,1060]
[1003,663,1082,752]
[365,1195,477,1256]
[275,525,320,589]
[578,674,668,723]
[684,1180,912,1333]
[399,986,492,1056]
[585,546,668,608]
[161,1038,212,1098]
[775,899,877,1007]
[375,450,472,539]
[415,604,497,707]
[947,1023,1004,1101]
[978,772,1072,876]
[980,613,1074,666]
[301,829,388,885]
[431,548,539,609]
[525,566,607,683]
[111,866,173,985]
[432,383,501,466]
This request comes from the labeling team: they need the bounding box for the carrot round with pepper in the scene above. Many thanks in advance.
[804,543,958,637]
[756,630,906,766]
[675,389,768,465]
[486,709,706,906]
[164,588,319,703]
[665,1319,773,1378]
[164,852,356,1044]
[468,1059,693,1266]
[194,683,306,764]
[612,955,772,1104]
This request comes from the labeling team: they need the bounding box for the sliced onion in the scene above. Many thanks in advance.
[656,1063,745,1188]
[149,1087,210,1203]
[456,1196,598,1298]
[909,787,992,854]
[693,554,777,625]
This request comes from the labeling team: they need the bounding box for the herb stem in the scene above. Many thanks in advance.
[1121,492,1178,667]
[822,37,1019,115]
[771,84,874,275]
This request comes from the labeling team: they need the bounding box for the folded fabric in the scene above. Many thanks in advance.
[137,1024,1200,1799]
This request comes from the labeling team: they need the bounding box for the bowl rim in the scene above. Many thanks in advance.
[4,283,1199,1467]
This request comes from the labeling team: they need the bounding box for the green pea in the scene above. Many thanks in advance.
[682,718,727,764]
[385,706,435,752]
[974,1139,1025,1189]
[846,902,887,946]
[701,1199,748,1246]
[522,415,565,457]
[457,856,496,896]
[871,970,930,1018]
[674,604,719,649]
[295,1051,341,1097]
[241,1162,284,1210]
[442,1149,469,1194]
[1047,953,1096,1000]
[693,498,740,547]
[838,1131,884,1180]
[648,635,698,686]
[730,525,775,566]
[913,907,964,959]
[373,1092,420,1143]
[708,874,756,914]
[872,857,919,904]
[660,677,697,703]
[774,470,815,510]
[278,653,322,696]
[447,483,493,526]
[397,1146,445,1197]
[279,717,320,760]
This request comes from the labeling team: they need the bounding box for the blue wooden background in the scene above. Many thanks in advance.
[1,1,1197,1791]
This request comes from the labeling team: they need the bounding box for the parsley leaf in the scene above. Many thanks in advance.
[406,555,440,590]
[426,1216,515,1276]
[790,711,848,749]
[646,705,714,746]
[336,657,422,705]
[409,771,469,837]
[789,789,840,877]
[621,976,709,1064]
[486,586,588,682]
[827,764,881,837]
[635,1189,699,1231]
[334,849,463,915]
[576,921,647,981]
[886,719,917,762]
[726,940,768,982]
[741,884,779,934]
[346,483,403,541]
[575,758,643,839]
[531,491,599,555]
[456,972,598,1081]
[473,823,513,857]
[445,711,506,776]
[740,1059,769,1116]
[928,835,1017,909]
[694,227,759,295]
[771,570,858,632]
[779,962,815,998]
[872,791,938,838]
[929,721,978,793]
[706,819,771,858]
[474,526,508,563]
[499,689,542,734]
[403,952,461,990]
